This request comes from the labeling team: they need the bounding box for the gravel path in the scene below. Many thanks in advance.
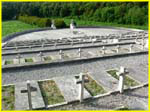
[2,54,148,85]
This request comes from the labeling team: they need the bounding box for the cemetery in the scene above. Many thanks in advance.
[2,21,148,110]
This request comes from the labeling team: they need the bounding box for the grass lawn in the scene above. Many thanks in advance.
[2,85,15,110]
[38,80,65,105]
[64,18,148,30]
[107,70,139,87]
[84,75,106,96]
[5,60,13,65]
[25,58,33,63]
[2,20,39,37]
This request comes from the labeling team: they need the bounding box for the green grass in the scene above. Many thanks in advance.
[2,20,39,37]
[107,70,139,87]
[25,58,33,63]
[64,18,148,30]
[44,56,52,61]
[38,80,65,105]
[84,75,106,96]
[5,60,13,65]
[2,85,15,110]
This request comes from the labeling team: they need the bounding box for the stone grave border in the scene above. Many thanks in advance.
[2,75,148,110]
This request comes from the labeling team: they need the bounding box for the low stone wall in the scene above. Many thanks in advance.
[2,51,148,71]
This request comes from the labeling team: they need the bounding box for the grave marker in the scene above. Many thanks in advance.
[116,45,120,53]
[116,66,128,93]
[102,46,106,54]
[16,54,22,64]
[37,52,44,61]
[27,80,32,110]
[51,20,56,29]
[75,73,89,102]
[78,48,82,58]
[129,44,133,53]
[59,50,64,59]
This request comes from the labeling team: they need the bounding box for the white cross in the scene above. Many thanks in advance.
[116,45,120,53]
[16,54,22,64]
[59,50,64,59]
[102,46,106,54]
[38,52,44,61]
[116,66,128,93]
[75,73,89,102]
[129,44,133,53]
[78,48,82,58]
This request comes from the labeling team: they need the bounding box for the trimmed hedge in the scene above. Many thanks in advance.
[18,16,66,28]
[18,16,51,27]
[54,19,67,28]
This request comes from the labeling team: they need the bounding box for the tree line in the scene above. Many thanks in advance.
[2,2,148,25]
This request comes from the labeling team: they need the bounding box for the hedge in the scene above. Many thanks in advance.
[18,16,66,28]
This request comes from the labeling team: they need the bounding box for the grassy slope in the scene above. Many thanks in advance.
[2,20,39,38]
[64,19,148,30]
[2,19,147,39]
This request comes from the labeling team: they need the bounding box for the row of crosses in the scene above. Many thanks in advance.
[23,66,128,110]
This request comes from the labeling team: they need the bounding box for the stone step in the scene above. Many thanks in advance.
[15,81,45,110]
[53,75,91,103]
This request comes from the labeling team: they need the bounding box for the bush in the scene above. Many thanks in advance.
[18,16,51,27]
[54,19,66,28]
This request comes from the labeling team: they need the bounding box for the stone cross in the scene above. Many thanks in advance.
[142,37,145,50]
[27,80,32,110]
[116,45,120,53]
[116,66,128,93]
[75,73,89,102]
[38,52,44,61]
[54,42,57,48]
[41,43,45,48]
[51,20,56,29]
[71,39,74,46]
[59,50,64,59]
[70,19,76,30]
[102,46,106,54]
[16,54,22,64]
[78,48,82,58]
[129,44,133,53]
[20,80,37,110]
[15,46,18,51]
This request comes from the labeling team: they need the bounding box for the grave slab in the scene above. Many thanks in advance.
[13,59,19,64]
[30,81,45,109]
[15,82,29,110]
[53,75,91,103]
[15,81,45,110]
[127,67,148,83]
[89,71,119,92]
[32,57,44,62]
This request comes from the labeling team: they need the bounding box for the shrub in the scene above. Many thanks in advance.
[54,19,66,28]
[18,16,51,27]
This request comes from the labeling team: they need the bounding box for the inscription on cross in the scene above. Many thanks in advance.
[75,73,89,102]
